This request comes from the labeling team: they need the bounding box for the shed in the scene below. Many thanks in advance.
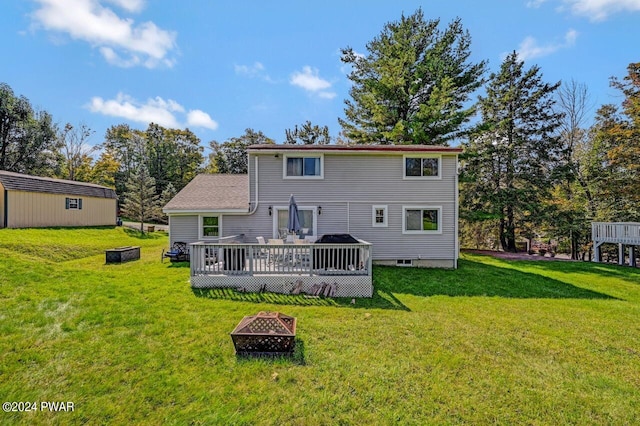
[0,171,117,228]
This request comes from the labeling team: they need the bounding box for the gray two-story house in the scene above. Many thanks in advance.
[163,144,462,296]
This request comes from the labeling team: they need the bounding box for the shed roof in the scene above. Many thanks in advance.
[0,170,117,199]
[163,174,249,212]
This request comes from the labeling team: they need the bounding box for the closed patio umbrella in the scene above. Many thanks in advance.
[288,194,301,235]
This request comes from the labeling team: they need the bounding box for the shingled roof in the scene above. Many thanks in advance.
[163,174,249,212]
[0,170,117,199]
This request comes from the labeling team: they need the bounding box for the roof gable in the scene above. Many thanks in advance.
[0,171,117,199]
[163,174,249,212]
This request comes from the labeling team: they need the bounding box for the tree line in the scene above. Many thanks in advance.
[1,8,638,253]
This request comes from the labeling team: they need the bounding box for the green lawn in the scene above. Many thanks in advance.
[1,228,639,425]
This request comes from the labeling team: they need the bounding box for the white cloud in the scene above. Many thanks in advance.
[235,62,265,76]
[526,0,549,7]
[234,61,274,82]
[317,91,337,100]
[31,0,177,68]
[186,110,218,130]
[290,66,336,99]
[515,29,578,61]
[529,0,640,20]
[104,0,145,13]
[87,93,218,130]
[564,0,640,20]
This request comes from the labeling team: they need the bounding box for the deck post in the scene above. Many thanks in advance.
[630,246,637,267]
[619,243,625,266]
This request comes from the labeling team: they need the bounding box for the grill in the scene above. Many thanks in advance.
[230,312,296,356]
[313,234,361,271]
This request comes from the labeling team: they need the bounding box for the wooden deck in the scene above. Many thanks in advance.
[592,222,640,266]
[189,241,373,297]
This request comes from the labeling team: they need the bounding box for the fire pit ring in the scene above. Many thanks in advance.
[230,311,296,356]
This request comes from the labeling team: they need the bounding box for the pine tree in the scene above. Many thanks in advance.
[339,9,486,145]
[461,52,564,252]
[120,163,160,233]
[284,121,331,145]
[157,182,177,224]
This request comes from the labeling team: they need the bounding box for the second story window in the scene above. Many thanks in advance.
[404,155,440,179]
[284,155,323,179]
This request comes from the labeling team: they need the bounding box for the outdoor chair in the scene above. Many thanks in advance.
[255,236,269,260]
[162,241,189,263]
[267,238,286,266]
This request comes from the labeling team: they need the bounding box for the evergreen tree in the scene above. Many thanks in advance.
[208,128,274,174]
[461,52,564,252]
[284,121,331,145]
[339,9,486,145]
[120,163,160,233]
[157,182,176,224]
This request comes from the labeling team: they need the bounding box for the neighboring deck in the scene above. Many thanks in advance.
[592,222,640,266]
[189,241,373,297]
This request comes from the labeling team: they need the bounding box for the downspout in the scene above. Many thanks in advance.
[232,154,260,216]
[246,155,259,215]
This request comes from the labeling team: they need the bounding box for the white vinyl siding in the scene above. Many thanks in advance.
[249,152,457,263]
[168,215,199,247]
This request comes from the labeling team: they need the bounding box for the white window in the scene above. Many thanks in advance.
[272,206,317,239]
[65,197,82,210]
[403,155,441,179]
[200,216,220,239]
[283,154,324,179]
[372,205,388,227]
[402,206,442,234]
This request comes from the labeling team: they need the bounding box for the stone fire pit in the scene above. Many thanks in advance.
[230,311,296,356]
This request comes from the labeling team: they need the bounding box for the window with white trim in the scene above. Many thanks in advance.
[372,205,388,227]
[65,197,82,210]
[201,216,220,238]
[273,206,316,238]
[283,154,323,179]
[403,155,440,179]
[402,206,441,234]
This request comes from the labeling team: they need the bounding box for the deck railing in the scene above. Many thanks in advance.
[592,222,640,245]
[190,240,372,277]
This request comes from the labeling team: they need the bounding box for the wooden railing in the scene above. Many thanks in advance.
[190,241,372,277]
[592,222,640,245]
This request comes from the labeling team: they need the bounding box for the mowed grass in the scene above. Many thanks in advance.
[1,228,639,425]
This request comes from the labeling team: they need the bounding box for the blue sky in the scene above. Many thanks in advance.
[2,0,640,149]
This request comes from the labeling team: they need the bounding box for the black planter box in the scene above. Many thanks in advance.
[106,246,140,264]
